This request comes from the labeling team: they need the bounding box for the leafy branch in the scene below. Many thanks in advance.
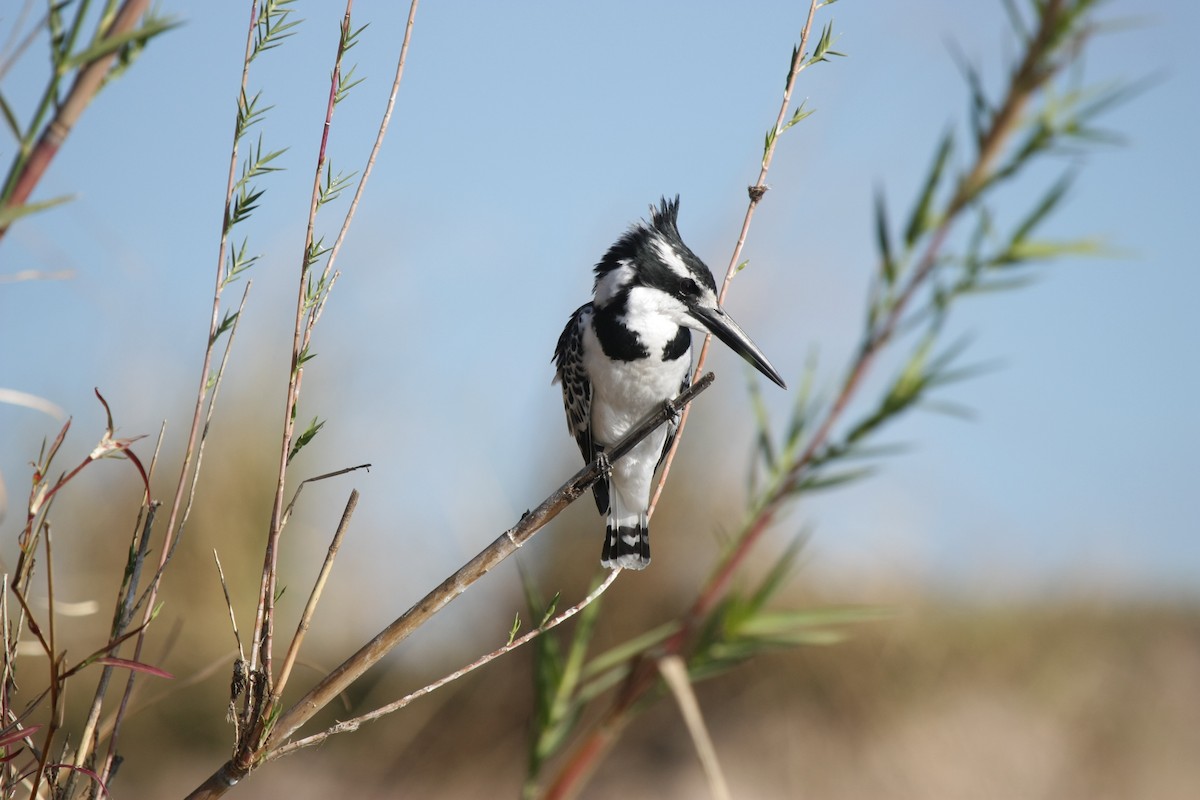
[535,1,1129,796]
[0,0,178,238]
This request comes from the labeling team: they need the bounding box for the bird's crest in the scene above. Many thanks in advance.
[648,195,681,238]
[593,195,687,290]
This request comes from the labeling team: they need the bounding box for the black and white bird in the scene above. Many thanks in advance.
[553,196,786,571]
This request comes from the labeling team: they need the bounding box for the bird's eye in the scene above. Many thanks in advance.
[679,278,701,297]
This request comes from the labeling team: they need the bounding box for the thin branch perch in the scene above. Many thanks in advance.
[183,373,714,799]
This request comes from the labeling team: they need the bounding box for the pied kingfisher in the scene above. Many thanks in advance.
[553,196,786,571]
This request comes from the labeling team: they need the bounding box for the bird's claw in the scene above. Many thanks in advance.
[662,399,681,426]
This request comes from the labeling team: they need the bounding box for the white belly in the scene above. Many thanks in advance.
[581,326,691,447]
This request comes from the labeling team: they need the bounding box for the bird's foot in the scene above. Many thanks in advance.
[662,398,681,426]
[595,450,612,479]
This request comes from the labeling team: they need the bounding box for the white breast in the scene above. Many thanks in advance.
[582,316,691,447]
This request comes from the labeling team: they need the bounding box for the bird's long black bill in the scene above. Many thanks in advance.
[692,305,786,389]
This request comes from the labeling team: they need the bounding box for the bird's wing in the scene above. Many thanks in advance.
[553,303,608,514]
[553,303,594,460]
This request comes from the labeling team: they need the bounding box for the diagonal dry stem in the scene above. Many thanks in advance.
[266,568,622,760]
[183,374,714,799]
[659,655,731,800]
[272,489,360,701]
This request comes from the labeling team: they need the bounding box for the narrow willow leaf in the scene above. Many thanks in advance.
[905,128,954,246]
[746,534,807,613]
[965,275,1037,294]
[874,185,896,285]
[919,399,976,420]
[287,416,325,463]
[538,578,604,759]
[785,45,800,89]
[335,65,366,104]
[781,101,815,133]
[0,194,74,227]
[0,91,21,140]
[783,347,820,453]
[746,375,776,474]
[64,16,181,69]
[949,49,991,148]
[763,127,777,162]
[1010,171,1074,246]
[253,0,302,60]
[343,22,370,51]
[1007,237,1106,261]
[1000,0,1029,42]
[740,606,891,636]
[809,21,837,65]
[795,465,876,494]
[538,592,561,627]
[582,621,680,680]
[211,310,239,344]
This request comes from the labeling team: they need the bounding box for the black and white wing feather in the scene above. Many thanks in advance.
[553,303,609,514]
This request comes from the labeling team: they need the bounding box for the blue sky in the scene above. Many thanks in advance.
[2,0,1197,600]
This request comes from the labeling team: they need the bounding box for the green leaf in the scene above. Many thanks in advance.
[253,0,302,60]
[999,0,1029,43]
[581,621,680,681]
[794,465,877,494]
[1010,171,1074,246]
[746,534,807,613]
[874,185,896,285]
[780,100,815,134]
[334,65,366,105]
[211,310,239,345]
[287,417,325,463]
[746,373,776,475]
[905,128,954,246]
[538,592,561,627]
[343,22,370,52]
[782,347,820,455]
[762,126,777,163]
[0,194,75,227]
[738,606,891,639]
[1005,237,1106,262]
[808,21,842,65]
[0,91,22,140]
[63,16,181,69]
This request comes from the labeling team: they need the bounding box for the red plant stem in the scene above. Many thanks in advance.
[251,0,353,692]
[0,0,153,239]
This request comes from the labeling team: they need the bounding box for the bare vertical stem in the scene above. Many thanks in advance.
[647,0,822,517]
[251,0,354,692]
[272,489,359,701]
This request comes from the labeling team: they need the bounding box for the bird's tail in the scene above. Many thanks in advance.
[601,508,650,570]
